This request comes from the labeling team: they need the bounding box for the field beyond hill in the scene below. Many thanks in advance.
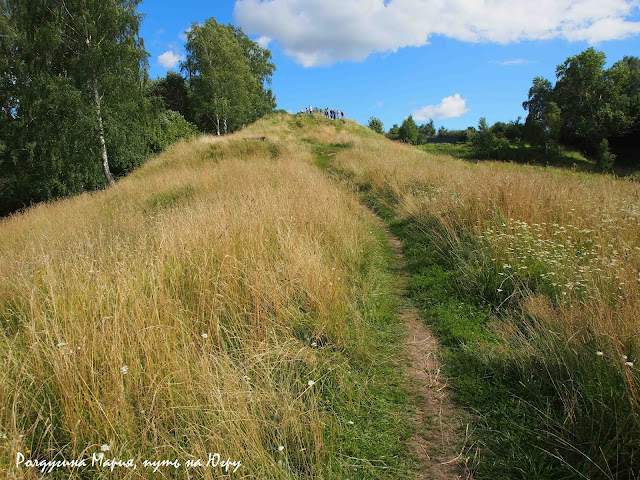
[1,113,640,479]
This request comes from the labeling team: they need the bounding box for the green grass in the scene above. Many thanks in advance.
[417,142,473,159]
[306,138,418,478]
[357,189,640,479]
[418,142,597,172]
[306,140,352,170]
[307,127,635,477]
[325,234,416,478]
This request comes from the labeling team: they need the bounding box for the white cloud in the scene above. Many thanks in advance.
[158,50,185,69]
[256,35,272,48]
[413,94,469,121]
[233,0,640,67]
[495,58,534,66]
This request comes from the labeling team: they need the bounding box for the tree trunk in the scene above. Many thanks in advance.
[545,141,549,163]
[92,76,115,187]
[215,114,220,136]
[223,116,227,135]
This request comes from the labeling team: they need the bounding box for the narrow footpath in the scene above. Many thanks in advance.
[386,233,467,480]
[313,141,469,479]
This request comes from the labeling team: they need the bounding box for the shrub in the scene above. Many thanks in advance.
[148,110,199,153]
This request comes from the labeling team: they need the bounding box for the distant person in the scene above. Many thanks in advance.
[341,110,344,119]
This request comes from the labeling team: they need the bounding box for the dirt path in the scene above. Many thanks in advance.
[313,144,468,478]
[387,235,468,479]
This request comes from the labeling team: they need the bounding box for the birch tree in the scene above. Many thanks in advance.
[56,0,148,186]
[183,18,275,135]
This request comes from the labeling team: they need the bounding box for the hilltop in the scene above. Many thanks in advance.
[2,113,640,479]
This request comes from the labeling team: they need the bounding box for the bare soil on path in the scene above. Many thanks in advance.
[386,235,469,480]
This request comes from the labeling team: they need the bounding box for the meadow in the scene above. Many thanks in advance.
[0,122,415,479]
[2,112,639,479]
[324,118,640,478]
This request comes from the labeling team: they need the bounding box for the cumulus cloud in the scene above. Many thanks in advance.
[158,50,185,69]
[233,0,640,66]
[256,36,272,48]
[413,94,469,121]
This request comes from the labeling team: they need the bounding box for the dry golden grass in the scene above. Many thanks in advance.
[0,118,404,479]
[332,134,640,343]
[319,122,640,471]
[3,111,638,478]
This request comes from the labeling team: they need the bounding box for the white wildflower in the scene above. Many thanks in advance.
[201,333,208,339]
[625,362,634,367]
[101,444,110,452]
[278,445,285,452]
[308,380,315,387]
[596,351,604,356]
[120,365,129,374]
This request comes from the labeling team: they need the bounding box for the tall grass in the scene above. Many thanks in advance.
[0,119,412,479]
[291,117,640,477]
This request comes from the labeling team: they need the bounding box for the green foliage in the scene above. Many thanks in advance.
[147,110,199,154]
[434,126,446,138]
[367,116,384,134]
[398,115,419,144]
[183,18,276,135]
[386,124,400,141]
[417,120,436,144]
[148,72,191,122]
[0,0,157,215]
[555,48,634,152]
[503,118,524,143]
[597,138,617,172]
[522,48,639,167]
[471,117,497,159]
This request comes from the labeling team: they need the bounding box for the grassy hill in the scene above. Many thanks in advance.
[0,117,416,479]
[2,112,640,479]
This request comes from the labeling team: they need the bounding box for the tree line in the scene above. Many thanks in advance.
[0,2,275,216]
[369,48,639,171]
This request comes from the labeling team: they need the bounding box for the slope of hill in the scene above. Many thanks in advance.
[303,114,640,478]
[0,120,421,479]
[2,112,640,479]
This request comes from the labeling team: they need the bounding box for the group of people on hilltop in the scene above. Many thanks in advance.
[300,105,345,120]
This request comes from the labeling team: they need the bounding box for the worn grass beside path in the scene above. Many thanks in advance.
[294,112,640,479]
[0,116,416,479]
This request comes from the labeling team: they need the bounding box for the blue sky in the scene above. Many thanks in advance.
[139,0,640,131]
